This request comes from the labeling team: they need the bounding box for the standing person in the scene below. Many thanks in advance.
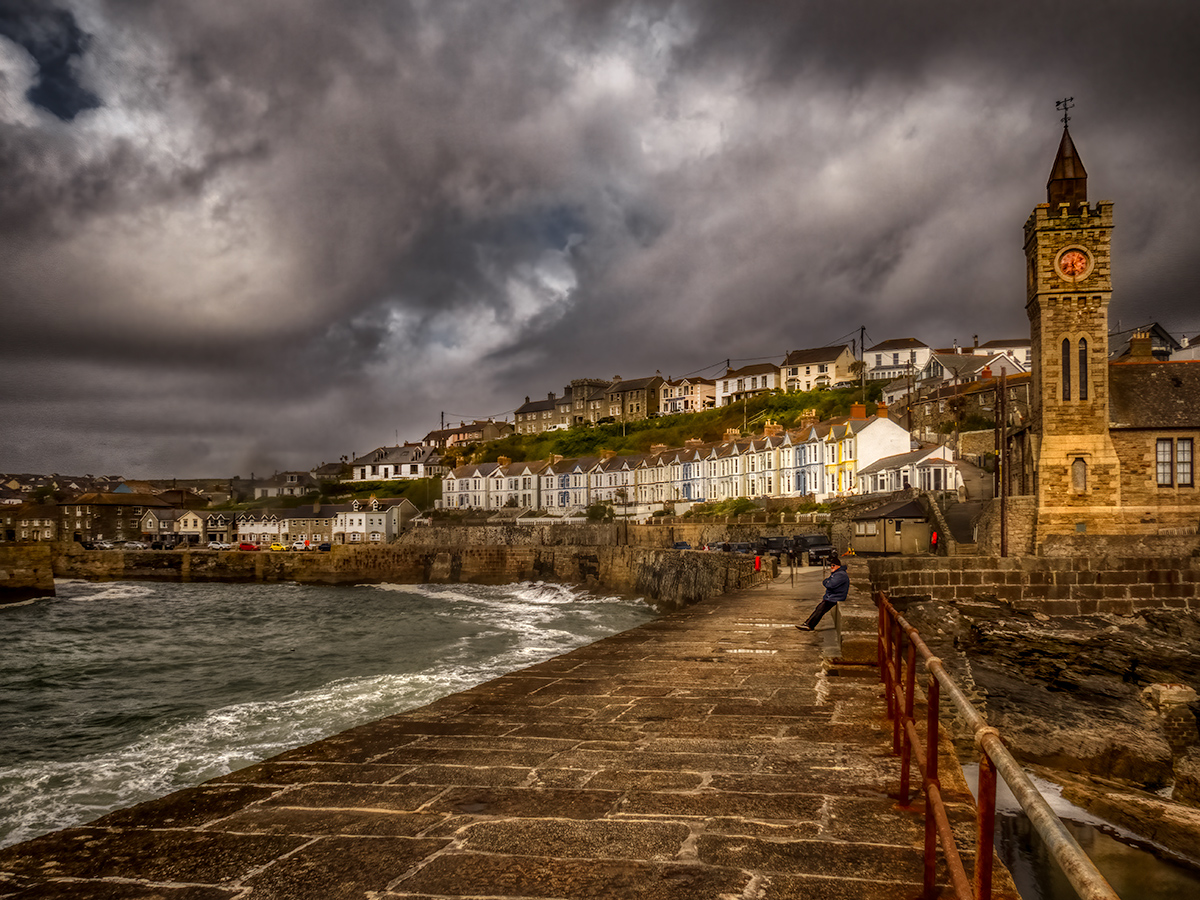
[796,554,849,631]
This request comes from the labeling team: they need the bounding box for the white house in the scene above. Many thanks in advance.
[349,445,443,482]
[780,345,856,392]
[865,338,932,382]
[715,363,781,406]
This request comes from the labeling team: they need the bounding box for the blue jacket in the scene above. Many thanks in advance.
[821,566,850,603]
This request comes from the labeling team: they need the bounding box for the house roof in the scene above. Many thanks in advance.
[857,446,940,476]
[607,375,662,394]
[782,345,850,366]
[351,445,438,466]
[866,338,928,353]
[853,499,928,521]
[66,492,172,508]
[515,396,556,414]
[1108,360,1200,429]
[1108,322,1182,360]
[977,338,1030,350]
[723,362,778,378]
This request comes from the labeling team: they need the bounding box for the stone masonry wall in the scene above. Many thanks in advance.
[867,554,1200,616]
[49,543,767,612]
[0,543,55,603]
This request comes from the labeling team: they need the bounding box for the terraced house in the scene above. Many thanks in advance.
[440,404,962,515]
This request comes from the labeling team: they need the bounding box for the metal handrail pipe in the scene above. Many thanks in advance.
[927,781,972,900]
[879,595,1120,900]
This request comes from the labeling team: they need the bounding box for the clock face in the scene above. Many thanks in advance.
[1057,248,1090,279]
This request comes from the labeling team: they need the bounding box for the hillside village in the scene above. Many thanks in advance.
[4,322,1196,550]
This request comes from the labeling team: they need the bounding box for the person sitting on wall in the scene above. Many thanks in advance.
[796,554,849,632]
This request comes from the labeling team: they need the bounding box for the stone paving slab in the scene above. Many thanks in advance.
[0,567,1020,899]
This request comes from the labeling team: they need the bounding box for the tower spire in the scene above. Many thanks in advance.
[1046,108,1087,208]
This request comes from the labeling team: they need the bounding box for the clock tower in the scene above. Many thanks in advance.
[1024,125,1120,535]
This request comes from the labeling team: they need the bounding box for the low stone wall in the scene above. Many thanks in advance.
[0,544,55,603]
[867,555,1200,615]
[50,544,768,612]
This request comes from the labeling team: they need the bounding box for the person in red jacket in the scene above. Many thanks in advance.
[796,555,849,631]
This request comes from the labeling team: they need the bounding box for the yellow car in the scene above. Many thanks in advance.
[269,542,287,551]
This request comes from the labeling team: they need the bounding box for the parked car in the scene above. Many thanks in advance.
[793,533,837,565]
[207,541,231,550]
[237,542,260,551]
[290,541,309,551]
[93,541,114,550]
[755,536,788,560]
[317,542,331,552]
[672,541,691,550]
[269,543,287,551]
[122,541,148,550]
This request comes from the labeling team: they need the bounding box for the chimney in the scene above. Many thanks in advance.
[763,419,783,436]
[982,365,993,380]
[875,402,889,419]
[724,428,742,442]
[800,408,819,428]
[650,443,668,454]
[1129,331,1154,360]
[497,456,511,467]
[973,334,979,350]
[549,454,563,464]
[684,438,704,448]
[850,403,867,420]
[548,392,555,401]
[601,449,618,459]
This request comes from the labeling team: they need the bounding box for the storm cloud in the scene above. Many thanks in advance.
[2,0,1198,476]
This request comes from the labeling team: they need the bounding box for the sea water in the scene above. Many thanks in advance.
[0,579,655,848]
[963,763,1200,899]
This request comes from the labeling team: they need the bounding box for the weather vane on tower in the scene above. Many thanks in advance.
[1056,97,1074,128]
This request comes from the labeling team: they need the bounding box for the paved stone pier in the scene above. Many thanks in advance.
[0,567,1018,899]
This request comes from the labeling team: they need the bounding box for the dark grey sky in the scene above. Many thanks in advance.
[2,1,1198,477]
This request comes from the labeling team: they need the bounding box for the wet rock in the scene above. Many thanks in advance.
[1176,748,1200,809]
[899,602,1200,789]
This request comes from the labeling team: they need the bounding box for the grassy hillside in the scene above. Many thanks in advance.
[456,385,884,466]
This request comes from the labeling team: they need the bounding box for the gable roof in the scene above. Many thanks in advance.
[866,338,929,353]
[782,345,851,367]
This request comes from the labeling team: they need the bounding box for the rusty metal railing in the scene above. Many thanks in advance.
[875,590,1121,900]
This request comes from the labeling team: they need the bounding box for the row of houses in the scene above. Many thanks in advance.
[443,404,964,515]
[141,497,420,546]
[1,494,418,546]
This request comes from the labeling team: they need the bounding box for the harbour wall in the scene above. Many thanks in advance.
[0,544,55,602]
[30,543,770,612]
[868,554,1200,615]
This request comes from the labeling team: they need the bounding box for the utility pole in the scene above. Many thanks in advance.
[999,369,1008,557]
[859,325,867,401]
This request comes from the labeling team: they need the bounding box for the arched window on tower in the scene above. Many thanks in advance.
[1072,457,1088,492]
[1061,338,1072,400]
[1078,338,1089,401]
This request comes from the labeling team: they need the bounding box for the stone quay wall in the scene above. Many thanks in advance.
[43,543,769,612]
[0,543,55,602]
[867,554,1200,616]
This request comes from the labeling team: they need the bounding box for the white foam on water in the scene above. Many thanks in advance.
[55,581,159,603]
[1,579,653,848]
[0,663,499,848]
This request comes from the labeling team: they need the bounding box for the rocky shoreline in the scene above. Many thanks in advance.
[896,598,1200,867]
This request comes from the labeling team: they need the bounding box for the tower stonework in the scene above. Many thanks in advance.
[1024,128,1120,539]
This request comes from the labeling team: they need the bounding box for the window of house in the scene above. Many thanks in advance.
[874,355,882,367]
[893,353,900,366]
[1158,438,1194,487]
